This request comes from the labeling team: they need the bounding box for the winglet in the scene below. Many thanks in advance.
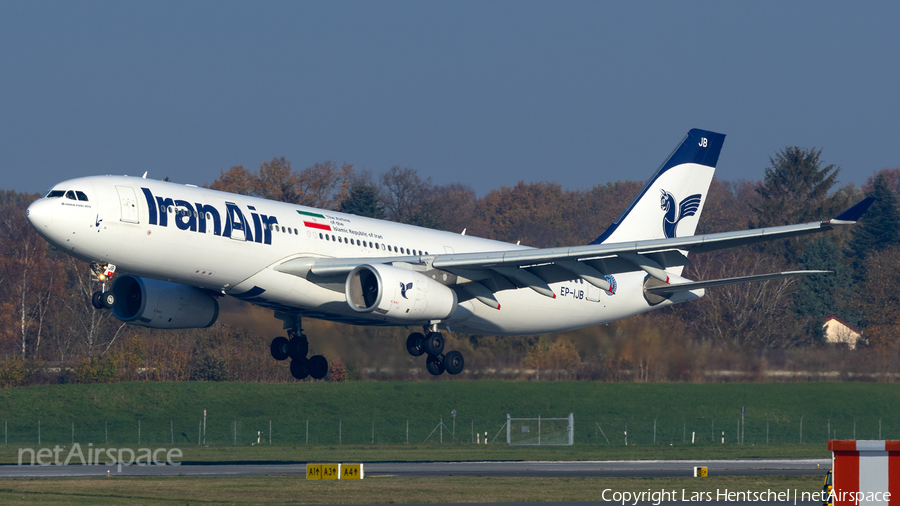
[830,197,876,224]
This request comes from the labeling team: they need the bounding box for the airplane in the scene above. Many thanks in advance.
[25,129,873,379]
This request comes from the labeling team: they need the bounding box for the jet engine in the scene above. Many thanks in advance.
[109,275,219,329]
[345,264,457,322]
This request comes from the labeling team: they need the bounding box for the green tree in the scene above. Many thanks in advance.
[794,237,857,341]
[752,147,841,227]
[751,147,841,262]
[863,168,900,196]
[846,172,900,265]
[339,175,384,219]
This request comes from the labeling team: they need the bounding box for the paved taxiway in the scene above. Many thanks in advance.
[0,458,830,478]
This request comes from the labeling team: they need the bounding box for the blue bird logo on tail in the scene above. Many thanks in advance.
[660,190,702,239]
[400,282,413,299]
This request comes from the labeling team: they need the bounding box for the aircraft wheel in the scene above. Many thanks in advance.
[426,354,445,376]
[288,335,309,360]
[309,355,329,380]
[91,291,104,309]
[101,291,116,309]
[444,351,465,375]
[270,337,289,361]
[406,332,425,357]
[290,357,310,380]
[423,332,444,356]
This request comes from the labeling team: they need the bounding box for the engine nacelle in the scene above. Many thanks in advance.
[345,264,457,322]
[109,275,219,329]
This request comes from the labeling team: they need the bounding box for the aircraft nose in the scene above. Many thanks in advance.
[26,199,54,230]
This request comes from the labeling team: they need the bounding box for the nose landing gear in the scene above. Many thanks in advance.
[90,262,117,310]
[270,316,329,381]
[407,325,465,376]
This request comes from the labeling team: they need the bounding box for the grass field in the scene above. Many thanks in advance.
[0,475,825,506]
[0,381,894,462]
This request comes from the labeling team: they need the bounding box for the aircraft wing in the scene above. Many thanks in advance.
[275,197,872,301]
[428,197,875,269]
[644,270,831,295]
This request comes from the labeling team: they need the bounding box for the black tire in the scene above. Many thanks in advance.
[290,357,310,380]
[270,336,289,361]
[423,332,444,356]
[101,291,116,309]
[91,291,103,310]
[425,354,445,376]
[406,333,425,357]
[288,335,309,360]
[444,350,464,375]
[309,355,329,380]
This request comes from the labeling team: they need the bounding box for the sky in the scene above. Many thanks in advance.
[2,1,898,197]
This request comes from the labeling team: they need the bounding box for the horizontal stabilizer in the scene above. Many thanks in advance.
[645,270,831,294]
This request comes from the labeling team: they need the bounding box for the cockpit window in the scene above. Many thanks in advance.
[65,191,77,200]
[46,190,65,198]
[75,191,89,201]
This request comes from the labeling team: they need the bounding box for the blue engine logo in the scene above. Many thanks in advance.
[605,275,617,295]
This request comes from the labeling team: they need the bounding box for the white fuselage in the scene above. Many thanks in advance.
[27,176,697,335]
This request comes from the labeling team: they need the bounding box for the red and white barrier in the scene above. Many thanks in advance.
[829,440,900,506]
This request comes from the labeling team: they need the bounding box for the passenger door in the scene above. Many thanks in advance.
[116,186,139,223]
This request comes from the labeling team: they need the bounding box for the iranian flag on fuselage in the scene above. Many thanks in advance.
[298,210,332,231]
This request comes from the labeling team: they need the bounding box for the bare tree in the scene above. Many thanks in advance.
[379,166,433,224]
[683,250,802,348]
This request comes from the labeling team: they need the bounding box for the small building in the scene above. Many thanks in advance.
[823,315,862,350]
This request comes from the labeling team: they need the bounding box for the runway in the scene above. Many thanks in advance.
[0,458,830,478]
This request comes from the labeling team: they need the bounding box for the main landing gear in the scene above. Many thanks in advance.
[270,318,329,381]
[406,325,465,376]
